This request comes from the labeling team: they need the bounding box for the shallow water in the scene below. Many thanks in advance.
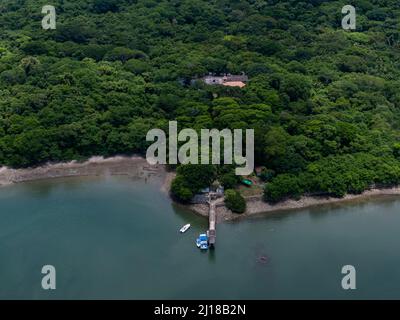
[0,176,400,299]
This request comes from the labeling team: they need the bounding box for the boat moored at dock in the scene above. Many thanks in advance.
[196,233,209,250]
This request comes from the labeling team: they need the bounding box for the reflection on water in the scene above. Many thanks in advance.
[1,176,400,299]
[207,247,216,264]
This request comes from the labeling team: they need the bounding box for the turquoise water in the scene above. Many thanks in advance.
[0,176,400,299]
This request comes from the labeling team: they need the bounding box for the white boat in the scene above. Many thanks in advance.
[179,224,191,233]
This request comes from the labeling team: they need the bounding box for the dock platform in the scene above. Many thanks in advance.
[207,194,219,248]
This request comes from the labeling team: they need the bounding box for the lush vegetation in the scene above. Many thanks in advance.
[171,164,216,202]
[2,1,400,202]
[265,154,400,202]
[224,189,246,213]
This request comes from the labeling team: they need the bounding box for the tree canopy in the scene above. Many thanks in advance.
[1,1,400,202]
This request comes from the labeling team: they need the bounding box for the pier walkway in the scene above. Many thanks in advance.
[207,193,223,248]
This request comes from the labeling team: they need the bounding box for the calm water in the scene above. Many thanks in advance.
[1,176,400,299]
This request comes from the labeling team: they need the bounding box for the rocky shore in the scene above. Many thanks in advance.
[189,187,400,222]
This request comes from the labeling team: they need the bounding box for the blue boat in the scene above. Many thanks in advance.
[197,233,208,250]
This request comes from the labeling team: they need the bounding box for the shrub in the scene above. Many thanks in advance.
[170,176,193,203]
[224,189,246,214]
[264,174,304,203]
[92,0,119,13]
[259,168,275,182]
[220,172,239,189]
[105,48,148,63]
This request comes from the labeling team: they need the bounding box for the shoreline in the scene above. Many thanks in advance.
[188,188,400,222]
[2,157,400,221]
[0,156,166,187]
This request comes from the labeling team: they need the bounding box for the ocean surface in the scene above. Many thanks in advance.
[0,176,400,299]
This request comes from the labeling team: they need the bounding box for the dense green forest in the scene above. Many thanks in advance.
[2,0,400,202]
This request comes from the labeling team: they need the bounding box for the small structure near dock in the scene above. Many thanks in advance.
[190,185,224,204]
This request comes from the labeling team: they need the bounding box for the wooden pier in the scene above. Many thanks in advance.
[207,193,222,248]
[208,200,216,247]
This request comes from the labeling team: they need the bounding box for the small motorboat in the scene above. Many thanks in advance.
[179,224,191,233]
[197,233,209,250]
